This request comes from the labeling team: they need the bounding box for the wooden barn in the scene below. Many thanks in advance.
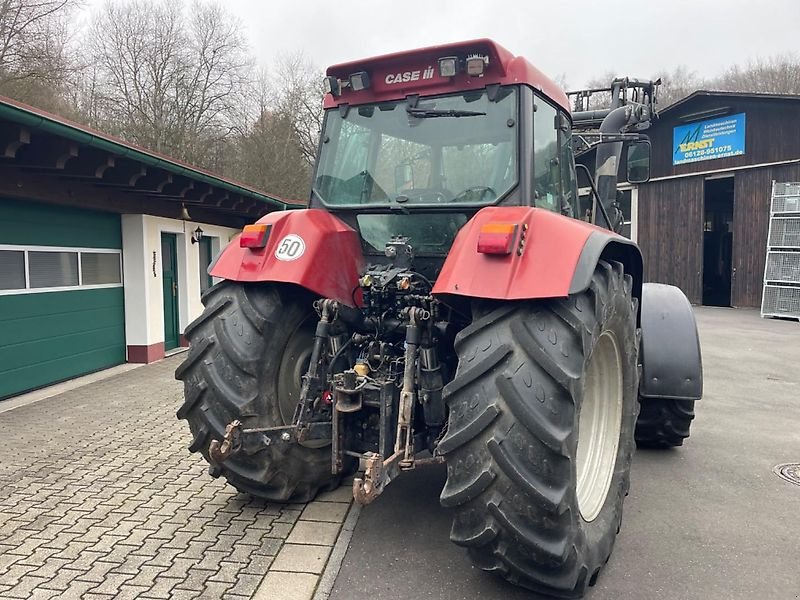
[622,91,800,308]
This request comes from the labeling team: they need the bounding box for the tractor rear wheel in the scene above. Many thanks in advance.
[634,398,695,448]
[438,261,638,598]
[175,281,340,503]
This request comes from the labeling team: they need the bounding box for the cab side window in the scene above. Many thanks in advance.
[532,98,560,212]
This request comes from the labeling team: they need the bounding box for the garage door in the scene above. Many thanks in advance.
[0,198,126,399]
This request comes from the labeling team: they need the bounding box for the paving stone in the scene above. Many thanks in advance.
[172,567,216,592]
[85,572,136,595]
[253,572,319,600]
[38,568,85,591]
[20,556,72,580]
[125,565,169,588]
[270,544,331,575]
[207,560,243,583]
[314,485,355,503]
[299,501,350,523]
[242,553,274,575]
[226,572,265,597]
[27,588,63,600]
[264,522,294,539]
[107,552,150,575]
[1,563,38,585]
[3,575,51,599]
[287,521,342,546]
[140,575,184,598]
[74,559,118,583]
[196,581,234,599]
[274,509,302,524]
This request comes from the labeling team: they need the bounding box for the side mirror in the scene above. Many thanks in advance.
[626,140,651,184]
[395,163,414,192]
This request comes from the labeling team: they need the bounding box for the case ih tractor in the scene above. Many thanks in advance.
[176,40,702,597]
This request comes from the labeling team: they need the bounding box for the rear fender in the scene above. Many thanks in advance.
[432,206,642,302]
[210,209,364,306]
[639,283,703,401]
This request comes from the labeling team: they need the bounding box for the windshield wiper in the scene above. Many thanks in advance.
[406,108,486,118]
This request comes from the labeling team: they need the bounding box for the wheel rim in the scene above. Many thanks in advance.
[576,330,623,522]
[275,315,330,449]
[276,317,314,426]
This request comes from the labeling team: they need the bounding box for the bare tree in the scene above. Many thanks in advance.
[86,0,251,165]
[653,65,704,108]
[711,54,800,95]
[273,52,324,167]
[0,0,80,108]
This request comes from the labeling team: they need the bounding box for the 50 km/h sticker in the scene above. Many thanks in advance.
[275,234,306,261]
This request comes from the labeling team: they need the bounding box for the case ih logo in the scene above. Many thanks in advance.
[384,66,435,85]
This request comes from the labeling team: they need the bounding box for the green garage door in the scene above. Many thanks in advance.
[0,198,126,400]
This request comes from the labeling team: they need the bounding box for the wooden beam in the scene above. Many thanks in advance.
[0,124,30,158]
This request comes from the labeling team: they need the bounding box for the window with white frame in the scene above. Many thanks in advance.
[0,246,122,294]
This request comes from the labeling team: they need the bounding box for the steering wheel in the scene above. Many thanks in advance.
[451,186,496,203]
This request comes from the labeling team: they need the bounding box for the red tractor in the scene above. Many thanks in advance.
[176,39,702,597]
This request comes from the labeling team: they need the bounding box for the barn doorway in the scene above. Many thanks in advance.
[702,177,735,306]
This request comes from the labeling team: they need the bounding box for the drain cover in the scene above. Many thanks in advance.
[773,463,800,486]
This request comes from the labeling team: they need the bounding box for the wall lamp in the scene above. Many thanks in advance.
[191,226,204,244]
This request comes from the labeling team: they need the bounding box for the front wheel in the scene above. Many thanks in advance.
[438,260,639,598]
[635,398,695,448]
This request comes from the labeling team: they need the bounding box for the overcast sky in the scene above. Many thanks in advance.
[85,0,800,88]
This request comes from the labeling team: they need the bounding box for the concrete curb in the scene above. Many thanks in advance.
[312,502,362,600]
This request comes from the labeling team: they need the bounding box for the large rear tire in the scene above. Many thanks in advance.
[438,260,639,598]
[175,281,340,503]
[634,398,695,448]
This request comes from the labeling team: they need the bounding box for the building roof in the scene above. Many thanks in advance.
[0,95,305,213]
[661,90,800,115]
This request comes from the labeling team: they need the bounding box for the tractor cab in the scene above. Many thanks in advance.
[311,39,586,261]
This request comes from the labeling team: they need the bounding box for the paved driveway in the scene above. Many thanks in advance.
[0,356,353,600]
[327,308,800,600]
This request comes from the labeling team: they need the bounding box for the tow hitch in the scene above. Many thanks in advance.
[208,420,332,463]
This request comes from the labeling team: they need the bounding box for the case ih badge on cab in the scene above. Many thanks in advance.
[175,39,703,598]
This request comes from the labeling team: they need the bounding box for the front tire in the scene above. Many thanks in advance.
[634,398,695,448]
[175,281,340,503]
[438,261,639,598]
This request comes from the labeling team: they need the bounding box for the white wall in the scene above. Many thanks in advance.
[122,213,238,352]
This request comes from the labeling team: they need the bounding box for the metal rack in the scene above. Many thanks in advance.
[761,182,800,320]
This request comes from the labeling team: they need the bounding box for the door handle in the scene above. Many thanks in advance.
[172,281,177,296]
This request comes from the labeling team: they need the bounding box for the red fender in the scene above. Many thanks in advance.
[210,209,364,306]
[432,206,641,301]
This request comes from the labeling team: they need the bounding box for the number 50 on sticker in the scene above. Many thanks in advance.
[275,234,306,261]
